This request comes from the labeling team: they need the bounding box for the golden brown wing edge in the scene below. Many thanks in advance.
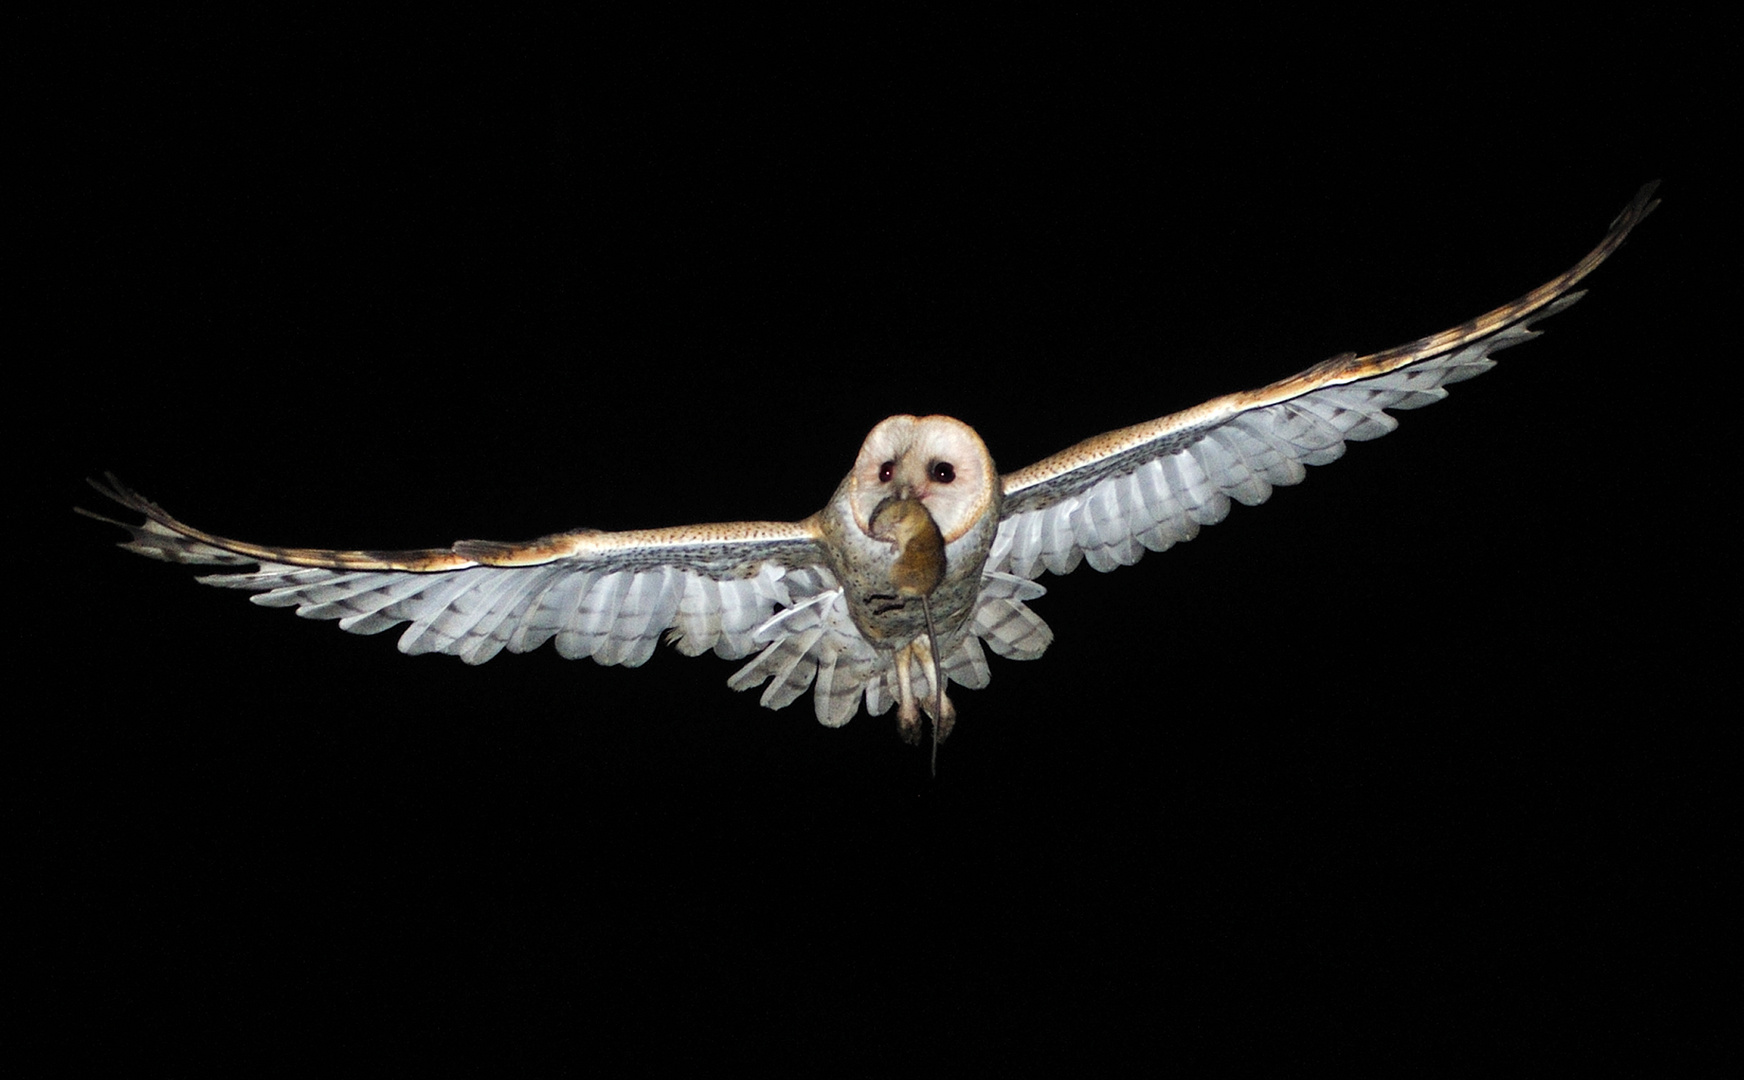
[77,472,824,572]
[999,182,1660,499]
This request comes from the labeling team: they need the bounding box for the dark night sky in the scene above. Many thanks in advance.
[25,13,1728,1072]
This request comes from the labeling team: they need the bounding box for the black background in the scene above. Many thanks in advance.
[25,12,1729,1073]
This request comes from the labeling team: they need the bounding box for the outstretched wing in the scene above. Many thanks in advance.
[79,473,829,668]
[993,183,1658,579]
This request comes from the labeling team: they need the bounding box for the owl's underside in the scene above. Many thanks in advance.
[80,184,1657,747]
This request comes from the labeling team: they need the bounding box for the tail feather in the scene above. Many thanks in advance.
[728,569,1055,728]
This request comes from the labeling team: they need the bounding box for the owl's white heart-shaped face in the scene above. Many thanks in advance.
[844,415,998,544]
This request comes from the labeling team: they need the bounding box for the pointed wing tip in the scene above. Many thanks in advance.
[77,473,156,531]
[73,503,127,528]
[82,472,162,518]
[1611,181,1661,238]
[1632,178,1661,211]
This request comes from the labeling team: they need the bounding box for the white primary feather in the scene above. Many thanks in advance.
[79,185,1656,738]
[993,272,1618,583]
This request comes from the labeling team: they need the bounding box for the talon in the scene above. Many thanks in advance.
[897,701,923,745]
[931,693,957,744]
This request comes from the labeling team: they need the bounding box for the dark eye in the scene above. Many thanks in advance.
[930,461,955,484]
[878,460,895,483]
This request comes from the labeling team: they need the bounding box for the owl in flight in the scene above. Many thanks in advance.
[82,184,1657,755]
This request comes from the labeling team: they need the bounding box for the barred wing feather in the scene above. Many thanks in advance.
[79,473,830,670]
[78,184,1657,734]
[993,182,1658,582]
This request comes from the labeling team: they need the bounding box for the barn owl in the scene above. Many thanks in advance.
[81,184,1658,757]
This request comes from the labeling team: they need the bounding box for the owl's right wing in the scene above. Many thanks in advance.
[992,182,1657,580]
[79,473,832,669]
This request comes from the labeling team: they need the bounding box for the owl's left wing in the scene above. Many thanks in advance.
[79,473,830,668]
[993,183,1657,580]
